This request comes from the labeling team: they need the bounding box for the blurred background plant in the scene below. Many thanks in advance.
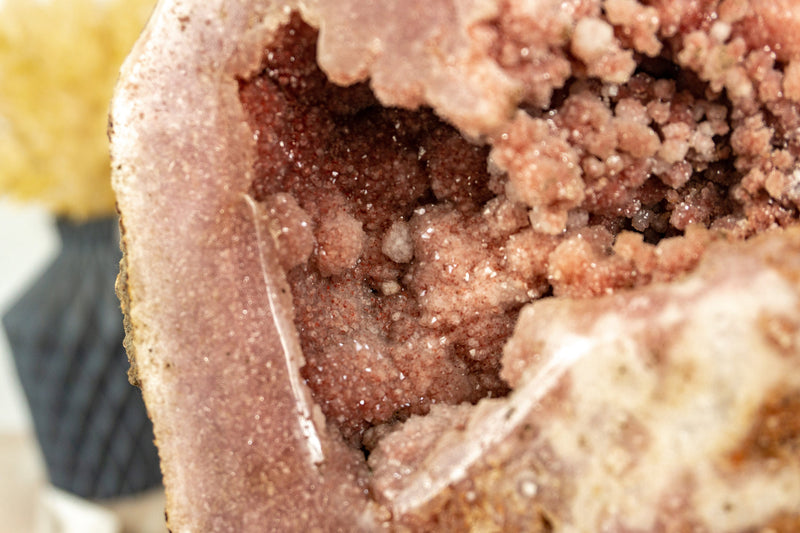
[0,0,154,219]
[0,0,164,531]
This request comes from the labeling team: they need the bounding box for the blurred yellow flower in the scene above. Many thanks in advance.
[0,0,154,219]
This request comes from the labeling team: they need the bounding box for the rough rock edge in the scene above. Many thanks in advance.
[115,223,139,387]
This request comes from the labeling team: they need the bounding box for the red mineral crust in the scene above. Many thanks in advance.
[110,0,800,531]
[241,17,515,443]
[239,8,800,445]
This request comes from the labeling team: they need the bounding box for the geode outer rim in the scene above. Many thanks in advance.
[111,1,379,530]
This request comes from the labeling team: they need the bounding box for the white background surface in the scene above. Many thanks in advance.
[0,199,58,532]
[0,198,59,434]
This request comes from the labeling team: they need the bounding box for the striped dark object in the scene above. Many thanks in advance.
[2,217,162,499]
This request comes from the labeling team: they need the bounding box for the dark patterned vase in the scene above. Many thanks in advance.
[2,216,161,499]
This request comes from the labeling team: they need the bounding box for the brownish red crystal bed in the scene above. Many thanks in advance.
[111,1,800,530]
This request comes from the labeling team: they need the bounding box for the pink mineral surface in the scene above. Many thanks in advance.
[239,8,800,447]
[110,0,800,530]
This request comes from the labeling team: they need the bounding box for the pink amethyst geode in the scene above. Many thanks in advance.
[111,1,800,530]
